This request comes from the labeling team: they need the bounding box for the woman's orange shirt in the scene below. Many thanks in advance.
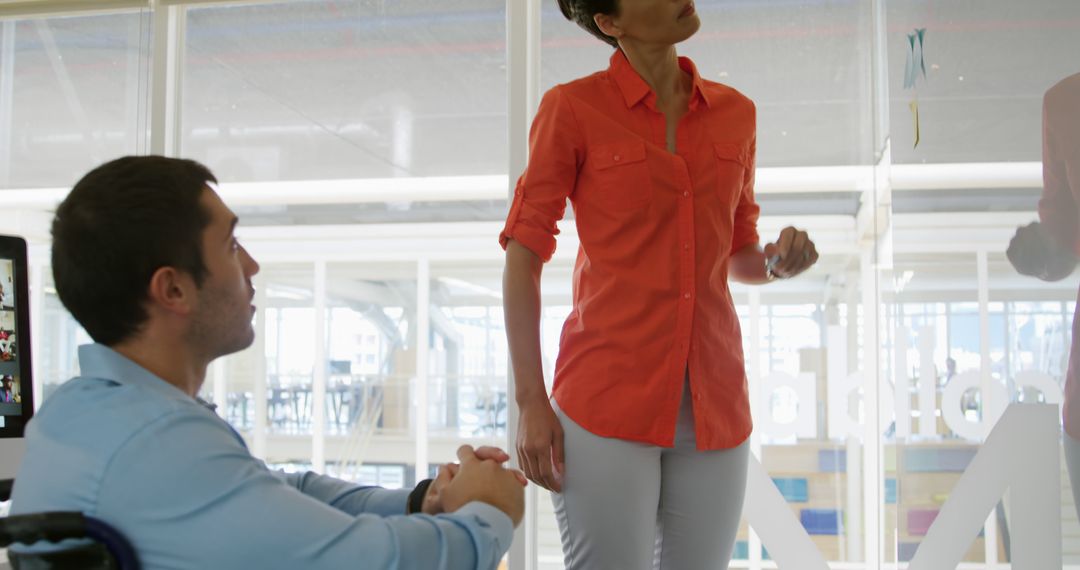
[500,50,759,450]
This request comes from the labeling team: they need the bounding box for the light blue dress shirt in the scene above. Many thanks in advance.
[10,344,513,569]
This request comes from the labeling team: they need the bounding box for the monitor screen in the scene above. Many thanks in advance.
[0,236,33,436]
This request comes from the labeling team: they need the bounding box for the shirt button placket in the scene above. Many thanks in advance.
[681,180,693,298]
[673,158,696,393]
[679,165,695,378]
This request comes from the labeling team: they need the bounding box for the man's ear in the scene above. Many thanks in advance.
[593,12,622,42]
[146,267,196,317]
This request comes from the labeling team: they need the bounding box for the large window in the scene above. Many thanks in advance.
[0,12,150,189]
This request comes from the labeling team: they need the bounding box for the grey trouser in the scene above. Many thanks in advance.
[551,380,750,570]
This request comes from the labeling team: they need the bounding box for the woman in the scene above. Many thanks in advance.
[500,1,819,568]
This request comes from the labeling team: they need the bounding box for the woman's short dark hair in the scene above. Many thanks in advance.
[51,156,216,346]
[557,0,620,48]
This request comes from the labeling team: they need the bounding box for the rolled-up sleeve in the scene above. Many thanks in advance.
[499,86,583,262]
[730,132,761,255]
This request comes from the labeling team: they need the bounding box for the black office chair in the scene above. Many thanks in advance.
[0,479,140,570]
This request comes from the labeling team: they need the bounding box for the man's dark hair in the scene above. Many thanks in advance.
[51,156,216,346]
[556,0,620,48]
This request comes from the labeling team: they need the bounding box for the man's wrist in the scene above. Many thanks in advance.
[407,478,434,515]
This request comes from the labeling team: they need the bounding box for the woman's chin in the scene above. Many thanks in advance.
[674,18,702,44]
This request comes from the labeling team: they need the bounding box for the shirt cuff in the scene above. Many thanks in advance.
[454,501,515,553]
[499,225,557,263]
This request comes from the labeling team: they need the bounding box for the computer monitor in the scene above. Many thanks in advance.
[0,236,34,479]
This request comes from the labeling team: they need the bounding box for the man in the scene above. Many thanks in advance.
[0,375,14,402]
[10,156,525,569]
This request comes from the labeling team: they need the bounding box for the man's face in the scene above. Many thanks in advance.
[188,186,261,359]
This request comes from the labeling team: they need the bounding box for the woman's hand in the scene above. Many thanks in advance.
[516,397,565,493]
[764,227,819,279]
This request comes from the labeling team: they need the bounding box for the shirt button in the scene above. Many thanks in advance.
[683,243,690,250]
[683,293,691,300]
[613,155,622,162]
[683,191,690,198]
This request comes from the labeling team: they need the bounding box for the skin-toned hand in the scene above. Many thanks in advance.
[516,397,565,493]
[422,447,527,515]
[763,226,819,279]
[440,445,527,527]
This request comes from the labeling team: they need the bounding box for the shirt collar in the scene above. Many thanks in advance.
[608,49,711,110]
[78,343,201,406]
